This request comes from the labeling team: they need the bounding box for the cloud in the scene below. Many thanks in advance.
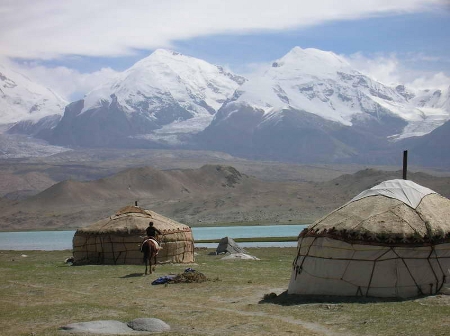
[0,0,446,60]
[1,0,447,102]
[13,62,119,101]
[408,72,450,90]
[344,52,450,91]
[345,52,402,85]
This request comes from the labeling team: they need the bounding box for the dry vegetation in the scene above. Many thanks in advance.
[1,248,449,336]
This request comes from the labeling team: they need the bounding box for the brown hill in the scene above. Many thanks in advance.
[1,165,450,231]
[324,168,450,199]
[21,165,253,209]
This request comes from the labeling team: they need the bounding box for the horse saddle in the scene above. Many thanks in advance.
[141,238,162,253]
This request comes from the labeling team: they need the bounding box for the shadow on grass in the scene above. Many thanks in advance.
[259,290,411,306]
[120,273,145,278]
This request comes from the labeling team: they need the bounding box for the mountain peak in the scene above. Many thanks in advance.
[151,49,183,57]
[0,63,67,124]
[134,49,186,66]
[271,47,354,78]
[83,48,243,115]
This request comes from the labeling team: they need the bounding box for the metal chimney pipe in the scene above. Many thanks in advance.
[135,201,138,206]
[403,150,408,180]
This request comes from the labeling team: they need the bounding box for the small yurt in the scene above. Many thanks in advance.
[288,179,450,298]
[73,205,194,265]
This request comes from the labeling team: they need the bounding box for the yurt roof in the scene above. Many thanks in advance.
[76,205,191,235]
[302,179,450,246]
[350,179,435,208]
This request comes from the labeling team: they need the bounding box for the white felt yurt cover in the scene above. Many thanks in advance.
[288,179,450,298]
[350,179,435,209]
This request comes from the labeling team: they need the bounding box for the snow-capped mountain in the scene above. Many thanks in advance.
[209,47,449,139]
[404,86,450,138]
[47,49,245,147]
[0,63,67,125]
[5,47,449,166]
[195,47,450,163]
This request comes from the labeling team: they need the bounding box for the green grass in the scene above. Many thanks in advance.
[0,249,449,336]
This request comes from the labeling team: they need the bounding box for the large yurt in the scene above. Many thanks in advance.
[73,205,194,265]
[288,179,450,298]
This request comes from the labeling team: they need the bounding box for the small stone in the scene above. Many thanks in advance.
[127,317,170,332]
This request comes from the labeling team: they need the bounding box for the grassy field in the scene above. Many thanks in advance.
[1,248,449,336]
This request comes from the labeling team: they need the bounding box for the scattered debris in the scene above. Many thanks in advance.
[151,275,176,285]
[65,256,74,264]
[151,268,207,285]
[170,268,207,283]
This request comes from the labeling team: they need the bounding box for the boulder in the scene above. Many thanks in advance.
[127,318,171,332]
[216,237,246,254]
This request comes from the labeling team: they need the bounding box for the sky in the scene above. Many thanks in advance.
[1,0,449,101]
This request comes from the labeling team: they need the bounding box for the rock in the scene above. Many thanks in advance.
[61,318,170,334]
[60,320,133,334]
[221,253,260,260]
[216,237,246,254]
[127,318,171,332]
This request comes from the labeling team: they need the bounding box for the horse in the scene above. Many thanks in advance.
[141,238,160,275]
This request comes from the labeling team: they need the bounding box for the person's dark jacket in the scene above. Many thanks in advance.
[146,226,161,237]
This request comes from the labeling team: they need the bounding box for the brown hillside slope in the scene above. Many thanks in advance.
[20,165,257,210]
[323,168,450,201]
[1,166,450,231]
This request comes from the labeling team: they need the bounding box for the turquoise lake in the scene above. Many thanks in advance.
[0,224,307,250]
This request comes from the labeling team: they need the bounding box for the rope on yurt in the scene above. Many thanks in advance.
[340,249,356,280]
[292,240,302,270]
[356,286,364,296]
[426,246,440,294]
[390,247,424,296]
[299,265,428,292]
[108,234,117,265]
[365,248,392,297]
[181,231,187,262]
[122,237,127,264]
[82,234,88,256]
[99,235,104,264]
[429,245,447,293]
[114,251,123,264]
[294,237,317,280]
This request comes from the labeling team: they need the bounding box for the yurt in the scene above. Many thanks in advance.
[288,179,450,298]
[73,205,194,265]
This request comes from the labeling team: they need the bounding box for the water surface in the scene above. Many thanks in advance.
[0,224,307,250]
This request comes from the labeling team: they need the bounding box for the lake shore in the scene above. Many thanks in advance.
[1,248,449,336]
[0,225,306,251]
